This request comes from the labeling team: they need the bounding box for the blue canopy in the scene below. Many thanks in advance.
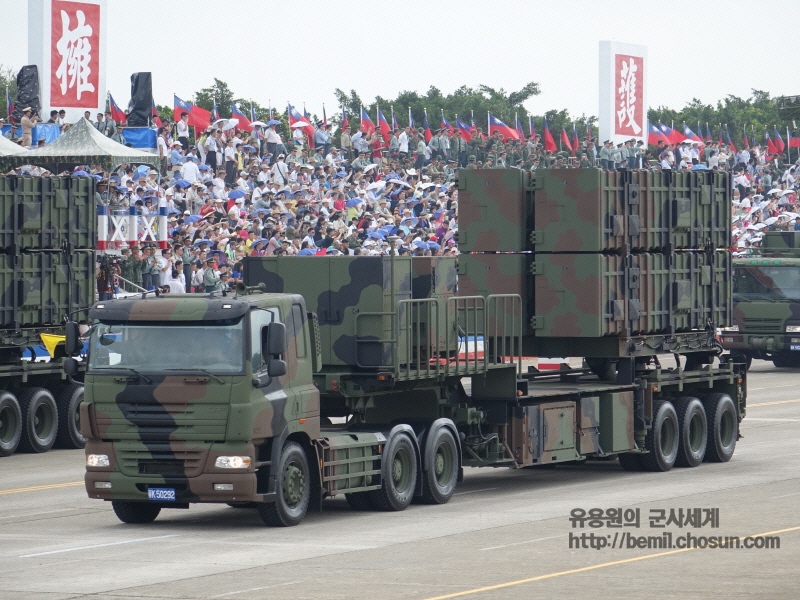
[228,190,246,199]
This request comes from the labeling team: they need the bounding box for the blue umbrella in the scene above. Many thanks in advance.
[136,164,150,172]
[228,190,246,199]
[73,170,89,176]
[691,164,708,170]
[167,208,181,214]
[336,171,347,177]
[427,242,441,250]
[174,179,191,188]
[413,241,428,249]
[368,231,386,240]
[266,119,281,126]
[184,215,201,223]
[242,145,256,152]
[193,239,211,246]
[92,174,103,181]
[346,199,361,207]
[254,208,269,213]
[298,248,316,255]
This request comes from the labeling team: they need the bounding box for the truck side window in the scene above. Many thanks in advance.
[250,308,277,372]
[292,304,307,359]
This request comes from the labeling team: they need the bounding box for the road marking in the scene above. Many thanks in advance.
[480,534,562,551]
[421,526,800,600]
[773,492,800,500]
[20,534,180,558]
[0,481,83,495]
[454,488,498,496]
[749,399,800,407]
[210,581,302,598]
[746,418,800,422]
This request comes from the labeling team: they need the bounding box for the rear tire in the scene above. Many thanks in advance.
[772,355,790,368]
[258,441,310,527]
[345,492,374,511]
[112,501,161,524]
[420,427,458,504]
[674,396,707,467]
[17,387,58,453]
[368,432,417,511]
[0,391,22,457]
[703,393,737,463]
[54,384,87,449]
[640,400,679,472]
[618,452,643,472]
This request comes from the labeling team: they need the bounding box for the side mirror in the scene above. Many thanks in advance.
[268,358,287,377]
[63,357,79,376]
[267,322,287,356]
[65,321,82,356]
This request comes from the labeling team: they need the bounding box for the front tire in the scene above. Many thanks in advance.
[674,396,707,467]
[17,387,58,453]
[54,384,87,449]
[258,441,311,527]
[0,391,22,457]
[703,393,737,463]
[420,427,458,504]
[640,400,679,472]
[368,432,417,511]
[112,501,161,524]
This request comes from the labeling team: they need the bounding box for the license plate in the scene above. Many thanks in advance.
[791,345,800,351]
[147,487,176,501]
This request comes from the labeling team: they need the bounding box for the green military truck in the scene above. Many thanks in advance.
[80,168,746,527]
[0,175,96,457]
[721,231,800,368]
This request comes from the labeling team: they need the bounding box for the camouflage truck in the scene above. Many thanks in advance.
[0,175,97,457]
[79,169,745,527]
[721,231,800,368]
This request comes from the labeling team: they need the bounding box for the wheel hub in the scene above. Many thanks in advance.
[392,457,403,482]
[434,452,445,476]
[283,464,304,506]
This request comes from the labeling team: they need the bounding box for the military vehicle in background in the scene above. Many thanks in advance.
[79,168,745,527]
[721,231,800,369]
[0,175,96,457]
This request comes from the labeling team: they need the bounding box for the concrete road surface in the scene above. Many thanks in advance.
[0,359,797,600]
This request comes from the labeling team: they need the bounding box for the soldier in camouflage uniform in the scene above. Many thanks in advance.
[465,155,478,169]
[469,128,486,163]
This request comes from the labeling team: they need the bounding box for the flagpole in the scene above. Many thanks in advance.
[787,126,791,165]
[487,111,490,137]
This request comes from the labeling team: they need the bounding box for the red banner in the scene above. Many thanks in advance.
[614,54,643,138]
[50,0,101,108]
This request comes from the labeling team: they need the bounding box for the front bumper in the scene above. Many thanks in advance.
[721,333,800,353]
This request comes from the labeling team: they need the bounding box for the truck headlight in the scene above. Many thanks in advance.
[720,325,739,332]
[215,456,251,469]
[86,454,110,467]
[786,326,800,332]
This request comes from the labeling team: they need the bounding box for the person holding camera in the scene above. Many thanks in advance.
[20,107,38,147]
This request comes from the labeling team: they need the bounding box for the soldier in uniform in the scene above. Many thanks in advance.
[203,258,220,292]
[118,249,135,291]
[351,151,372,171]
[599,140,612,170]
[469,128,485,162]
[495,151,508,169]
[449,129,468,167]
[465,155,478,169]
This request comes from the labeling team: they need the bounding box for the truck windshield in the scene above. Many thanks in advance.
[733,266,800,301]
[87,319,245,374]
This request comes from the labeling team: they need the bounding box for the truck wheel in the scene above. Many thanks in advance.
[368,432,417,511]
[112,501,161,524]
[772,355,790,368]
[639,400,679,472]
[17,388,58,453]
[617,452,643,472]
[0,391,22,457]
[420,427,458,504]
[54,384,87,449]
[345,492,374,511]
[674,397,707,467]
[258,441,310,527]
[703,393,737,463]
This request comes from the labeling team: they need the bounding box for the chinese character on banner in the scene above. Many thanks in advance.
[614,54,643,136]
[50,0,100,108]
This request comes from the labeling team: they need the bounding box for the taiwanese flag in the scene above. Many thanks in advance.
[560,128,573,153]
[6,86,14,123]
[456,118,472,142]
[391,107,398,131]
[376,106,391,140]
[341,106,349,128]
[789,131,800,149]
[173,94,194,124]
[211,98,219,122]
[360,106,375,136]
[151,100,162,127]
[683,123,703,147]
[529,115,537,140]
[441,110,454,133]
[231,102,251,129]
[647,122,667,146]
[717,124,723,145]
[289,103,315,148]
[572,122,580,155]
[423,109,431,142]
[542,117,556,151]
[773,127,786,153]
[725,124,736,154]
[705,123,713,143]
[250,102,258,124]
[765,127,778,155]
[515,114,524,140]
[408,107,414,129]
[488,113,519,141]
[742,125,748,148]
[659,121,682,145]
[109,92,126,124]
[586,121,592,140]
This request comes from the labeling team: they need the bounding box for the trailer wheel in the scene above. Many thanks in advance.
[639,400,679,472]
[112,501,161,524]
[420,427,458,504]
[703,393,737,463]
[54,384,87,449]
[617,452,643,472]
[258,441,310,526]
[17,388,58,453]
[368,432,417,511]
[0,391,22,457]
[674,396,707,467]
[772,355,791,368]
[345,492,374,511]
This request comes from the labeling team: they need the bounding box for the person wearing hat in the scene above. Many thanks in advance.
[429,129,447,161]
[314,121,331,157]
[340,125,353,160]
[111,124,126,145]
[20,107,38,147]
[450,128,468,167]
[598,140,612,170]
[351,150,371,171]
[203,257,221,292]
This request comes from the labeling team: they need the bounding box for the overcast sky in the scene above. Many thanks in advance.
[4,0,799,121]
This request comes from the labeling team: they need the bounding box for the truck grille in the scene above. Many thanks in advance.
[743,318,784,333]
[117,447,206,477]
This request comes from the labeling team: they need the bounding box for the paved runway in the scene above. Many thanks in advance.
[0,359,797,599]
